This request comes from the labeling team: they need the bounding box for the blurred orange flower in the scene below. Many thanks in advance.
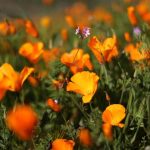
[88,36,118,63]
[19,42,44,64]
[40,16,51,28]
[92,7,112,25]
[65,15,76,28]
[78,128,92,147]
[67,71,99,103]
[124,32,132,42]
[47,98,61,112]
[65,3,91,27]
[61,49,93,74]
[136,1,150,24]
[102,104,126,140]
[125,43,148,61]
[42,48,59,64]
[25,20,38,37]
[61,28,68,41]
[51,139,75,150]
[28,76,39,87]
[42,0,54,5]
[127,6,138,26]
[0,63,34,100]
[0,21,16,36]
[6,105,38,140]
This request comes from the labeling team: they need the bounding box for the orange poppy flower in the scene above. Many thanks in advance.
[127,6,138,26]
[78,128,92,147]
[124,43,148,61]
[28,76,39,87]
[102,104,126,139]
[67,71,99,103]
[136,1,150,24]
[102,123,112,140]
[0,63,34,100]
[124,32,132,42]
[25,20,38,37]
[6,105,38,140]
[42,48,59,64]
[42,0,54,5]
[65,15,76,28]
[19,42,44,64]
[88,36,118,63]
[61,49,93,74]
[0,21,16,36]
[61,28,68,41]
[47,98,61,112]
[40,16,51,28]
[51,139,75,150]
[92,7,112,25]
[65,3,91,27]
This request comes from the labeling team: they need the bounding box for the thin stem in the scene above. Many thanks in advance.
[61,114,74,139]
[31,138,36,150]
[71,96,89,120]
[62,42,82,87]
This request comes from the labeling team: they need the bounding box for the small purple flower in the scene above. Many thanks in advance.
[133,27,141,36]
[75,26,91,39]
[82,27,90,38]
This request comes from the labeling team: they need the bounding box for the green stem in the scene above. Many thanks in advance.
[71,96,89,120]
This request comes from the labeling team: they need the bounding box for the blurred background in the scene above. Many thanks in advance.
[0,0,113,20]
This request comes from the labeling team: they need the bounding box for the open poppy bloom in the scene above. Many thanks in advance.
[19,42,44,64]
[102,104,126,140]
[0,63,34,100]
[25,20,38,37]
[0,21,16,36]
[88,36,118,64]
[51,139,75,150]
[127,6,138,26]
[78,128,92,147]
[124,43,149,61]
[47,98,61,112]
[67,71,99,103]
[61,49,93,74]
[6,105,38,140]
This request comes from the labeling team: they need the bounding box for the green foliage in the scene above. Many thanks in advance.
[0,0,150,149]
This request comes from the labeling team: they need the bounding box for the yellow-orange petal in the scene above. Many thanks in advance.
[67,71,99,103]
[102,104,126,126]
[18,67,34,90]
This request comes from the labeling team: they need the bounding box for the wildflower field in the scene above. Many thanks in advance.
[0,0,150,149]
